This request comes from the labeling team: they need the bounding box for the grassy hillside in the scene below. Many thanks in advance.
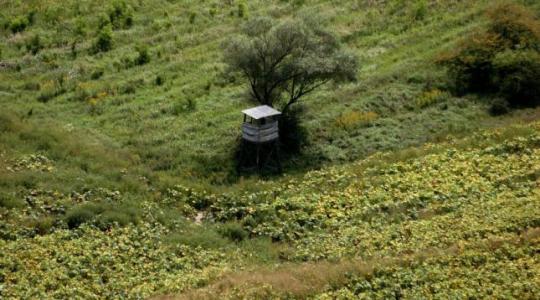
[1,0,540,299]
[4,0,537,185]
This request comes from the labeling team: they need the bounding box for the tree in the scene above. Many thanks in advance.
[223,17,358,114]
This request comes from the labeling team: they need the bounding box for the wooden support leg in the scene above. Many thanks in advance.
[256,144,261,172]
[275,141,282,173]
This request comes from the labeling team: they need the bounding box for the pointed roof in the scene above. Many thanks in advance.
[242,105,281,120]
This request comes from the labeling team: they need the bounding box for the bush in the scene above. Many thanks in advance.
[410,0,428,22]
[93,26,113,53]
[65,202,139,230]
[416,89,450,108]
[135,46,150,65]
[335,111,379,130]
[492,50,540,107]
[155,75,164,86]
[90,68,104,80]
[97,13,110,30]
[96,210,138,230]
[166,227,229,249]
[218,222,248,242]
[65,206,96,229]
[238,2,248,18]
[26,34,44,55]
[171,98,196,115]
[108,0,134,30]
[489,98,510,116]
[0,193,25,209]
[9,16,29,33]
[31,216,56,235]
[189,12,197,24]
[37,80,59,103]
[437,2,540,107]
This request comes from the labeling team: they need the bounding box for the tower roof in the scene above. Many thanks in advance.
[242,105,281,120]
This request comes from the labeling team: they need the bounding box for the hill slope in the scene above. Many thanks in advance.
[1,0,540,299]
[3,0,538,184]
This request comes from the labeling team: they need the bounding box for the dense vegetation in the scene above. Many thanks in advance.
[1,0,540,299]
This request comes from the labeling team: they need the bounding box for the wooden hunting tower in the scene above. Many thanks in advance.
[238,105,282,172]
[241,105,281,143]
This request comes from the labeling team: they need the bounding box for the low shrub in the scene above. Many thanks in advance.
[31,216,56,235]
[238,2,248,18]
[65,202,140,230]
[155,75,164,86]
[489,98,510,116]
[90,68,104,80]
[416,89,450,108]
[9,16,29,33]
[166,227,229,249]
[171,98,196,115]
[96,210,138,230]
[37,79,60,102]
[492,50,540,107]
[218,222,248,242]
[92,26,113,53]
[108,0,134,30]
[335,111,379,130]
[135,46,150,65]
[65,206,96,229]
[410,0,428,22]
[0,193,25,209]
[189,11,197,24]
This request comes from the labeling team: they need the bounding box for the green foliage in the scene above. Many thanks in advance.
[30,216,56,235]
[489,98,510,116]
[135,46,150,65]
[65,202,140,229]
[224,16,358,111]
[9,16,29,33]
[93,26,113,53]
[438,2,540,107]
[73,17,87,37]
[155,75,164,86]
[237,2,248,18]
[166,227,228,249]
[410,0,428,22]
[90,68,104,80]
[492,50,540,106]
[96,209,139,230]
[0,193,24,209]
[26,34,44,55]
[65,205,96,229]
[108,0,134,30]
[171,98,197,115]
[218,222,248,242]
[416,88,450,108]
[2,1,540,297]
[189,11,197,24]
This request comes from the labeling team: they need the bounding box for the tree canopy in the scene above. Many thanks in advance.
[224,16,358,113]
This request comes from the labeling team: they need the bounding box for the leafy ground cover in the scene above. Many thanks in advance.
[2,119,539,299]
